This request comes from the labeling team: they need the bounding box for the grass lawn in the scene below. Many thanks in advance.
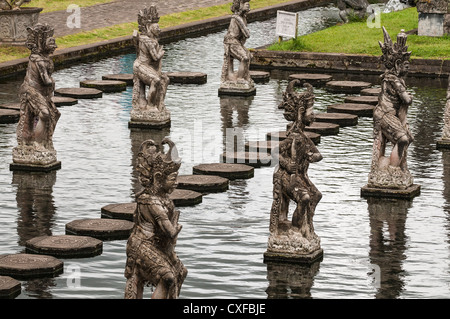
[0,0,297,64]
[267,7,450,60]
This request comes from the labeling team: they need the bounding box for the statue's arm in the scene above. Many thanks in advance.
[307,143,322,163]
[150,204,182,239]
[394,79,412,105]
[232,16,250,39]
[144,40,164,61]
[36,60,54,87]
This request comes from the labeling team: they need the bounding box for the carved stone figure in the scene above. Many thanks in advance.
[0,0,31,10]
[336,0,369,23]
[219,0,255,96]
[364,28,418,195]
[124,138,187,299]
[11,23,61,171]
[437,75,450,148]
[129,6,170,129]
[264,80,323,264]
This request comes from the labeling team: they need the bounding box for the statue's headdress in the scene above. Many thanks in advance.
[379,27,411,70]
[136,138,181,187]
[25,24,55,54]
[279,80,314,112]
[231,0,250,13]
[138,5,160,32]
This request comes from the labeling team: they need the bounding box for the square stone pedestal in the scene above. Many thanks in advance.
[361,184,421,200]
[436,139,450,149]
[263,248,323,265]
[128,120,171,130]
[10,161,61,173]
[218,86,256,97]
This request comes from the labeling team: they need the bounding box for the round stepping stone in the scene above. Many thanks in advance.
[166,72,207,84]
[327,103,374,117]
[305,122,339,136]
[325,81,371,94]
[250,70,270,83]
[0,276,21,299]
[65,218,134,240]
[55,87,103,99]
[25,235,103,258]
[193,163,254,180]
[0,253,63,279]
[221,151,273,167]
[52,96,78,107]
[101,203,135,221]
[80,80,127,93]
[266,131,321,145]
[360,87,381,96]
[314,112,358,127]
[177,175,229,193]
[245,140,279,154]
[0,103,20,110]
[170,189,203,206]
[102,73,134,85]
[288,73,333,86]
[0,109,20,124]
[344,95,378,106]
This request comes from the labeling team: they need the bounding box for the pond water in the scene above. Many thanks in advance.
[1,5,449,299]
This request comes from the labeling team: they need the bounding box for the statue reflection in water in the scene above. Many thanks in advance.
[367,197,409,298]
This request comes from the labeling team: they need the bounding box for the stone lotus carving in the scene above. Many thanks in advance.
[130,6,170,128]
[12,23,61,169]
[367,27,415,189]
[124,138,187,299]
[219,0,255,95]
[265,80,323,262]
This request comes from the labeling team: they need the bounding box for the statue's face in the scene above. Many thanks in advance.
[148,23,161,38]
[398,61,410,76]
[46,38,57,54]
[303,102,315,126]
[161,172,178,194]
[241,1,250,12]
[283,102,296,122]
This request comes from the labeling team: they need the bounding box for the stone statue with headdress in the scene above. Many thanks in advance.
[11,23,61,171]
[124,138,187,299]
[264,80,323,264]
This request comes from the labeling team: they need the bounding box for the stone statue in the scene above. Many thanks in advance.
[124,138,187,299]
[219,0,255,96]
[367,27,415,191]
[0,0,31,10]
[437,75,450,147]
[336,0,369,22]
[129,6,170,129]
[264,80,323,264]
[11,23,61,171]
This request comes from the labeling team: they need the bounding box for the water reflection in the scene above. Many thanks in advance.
[220,96,252,147]
[265,261,321,299]
[367,197,410,299]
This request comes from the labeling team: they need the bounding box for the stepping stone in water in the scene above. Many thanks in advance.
[327,103,374,117]
[166,72,207,84]
[25,235,103,258]
[0,253,63,279]
[177,175,229,193]
[55,87,103,99]
[0,275,21,299]
[266,131,321,145]
[245,140,279,154]
[288,73,333,86]
[170,188,203,206]
[102,73,134,86]
[80,80,127,93]
[360,87,381,96]
[250,70,270,83]
[344,95,378,105]
[221,151,273,168]
[52,96,78,107]
[0,109,20,124]
[0,103,20,110]
[314,112,358,127]
[325,81,372,94]
[305,122,339,136]
[193,163,254,180]
[65,218,134,240]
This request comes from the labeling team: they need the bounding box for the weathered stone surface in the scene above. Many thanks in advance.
[327,103,374,117]
[218,86,257,97]
[0,109,19,123]
[314,112,358,127]
[361,184,421,199]
[266,131,321,144]
[166,71,207,84]
[52,96,78,107]
[193,163,254,180]
[250,70,270,83]
[101,202,136,220]
[221,151,273,167]
[177,174,229,193]
[25,235,103,258]
[10,161,61,173]
[305,122,340,136]
[102,73,134,85]
[264,248,323,265]
[55,87,103,99]
[360,87,381,96]
[288,73,333,86]
[170,189,203,206]
[0,275,21,299]
[80,80,127,92]
[0,103,20,110]
[0,253,63,279]
[65,218,134,240]
[325,80,372,93]
[0,7,42,45]
[344,95,378,105]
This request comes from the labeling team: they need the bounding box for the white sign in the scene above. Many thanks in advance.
[276,10,298,38]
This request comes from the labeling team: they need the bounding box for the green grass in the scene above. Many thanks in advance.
[267,7,450,60]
